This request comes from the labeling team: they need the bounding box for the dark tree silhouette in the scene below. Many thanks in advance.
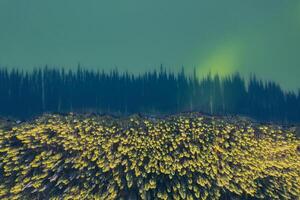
[0,66,299,123]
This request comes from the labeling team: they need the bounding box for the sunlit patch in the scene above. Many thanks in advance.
[196,40,244,78]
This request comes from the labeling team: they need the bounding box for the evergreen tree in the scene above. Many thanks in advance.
[0,67,298,123]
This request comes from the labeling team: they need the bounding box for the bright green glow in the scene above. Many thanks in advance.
[0,0,299,91]
[197,40,243,78]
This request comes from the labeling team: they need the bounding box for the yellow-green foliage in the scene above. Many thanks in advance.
[0,114,299,200]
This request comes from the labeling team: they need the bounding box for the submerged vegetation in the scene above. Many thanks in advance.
[0,113,299,199]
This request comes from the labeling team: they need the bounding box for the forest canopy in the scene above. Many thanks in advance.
[0,66,299,123]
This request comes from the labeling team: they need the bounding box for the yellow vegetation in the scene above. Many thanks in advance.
[0,113,299,199]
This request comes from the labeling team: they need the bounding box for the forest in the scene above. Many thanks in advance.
[1,113,299,199]
[0,66,299,123]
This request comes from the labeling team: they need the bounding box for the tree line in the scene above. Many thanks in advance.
[0,66,299,123]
